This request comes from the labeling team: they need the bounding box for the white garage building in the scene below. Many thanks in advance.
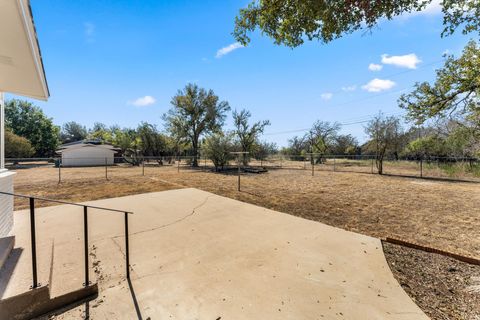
[57,141,119,167]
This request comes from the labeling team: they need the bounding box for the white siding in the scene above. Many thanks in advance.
[61,146,116,167]
[0,171,15,237]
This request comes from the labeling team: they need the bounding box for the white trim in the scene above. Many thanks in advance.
[16,0,49,100]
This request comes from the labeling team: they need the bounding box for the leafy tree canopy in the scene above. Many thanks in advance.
[136,122,170,157]
[163,83,230,166]
[203,132,235,171]
[88,122,115,143]
[364,113,403,173]
[5,99,59,157]
[305,121,341,154]
[5,129,35,158]
[60,121,88,143]
[233,109,270,163]
[399,40,480,129]
[234,0,479,48]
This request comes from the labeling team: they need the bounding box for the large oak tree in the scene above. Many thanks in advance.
[5,99,59,157]
[399,40,480,130]
[234,0,479,48]
[163,84,230,166]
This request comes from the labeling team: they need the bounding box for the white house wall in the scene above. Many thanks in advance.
[0,171,15,237]
[61,147,115,167]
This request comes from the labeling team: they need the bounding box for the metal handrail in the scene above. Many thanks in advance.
[0,191,132,289]
[0,191,133,214]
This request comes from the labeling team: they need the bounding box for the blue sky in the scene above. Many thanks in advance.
[9,0,472,146]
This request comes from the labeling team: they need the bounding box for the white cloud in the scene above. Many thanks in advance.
[362,79,396,92]
[381,53,421,69]
[414,0,442,16]
[341,85,357,92]
[129,95,156,107]
[422,0,442,15]
[216,42,243,58]
[321,92,333,100]
[368,63,383,71]
[399,0,442,18]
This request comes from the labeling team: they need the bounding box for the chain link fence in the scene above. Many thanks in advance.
[5,154,480,183]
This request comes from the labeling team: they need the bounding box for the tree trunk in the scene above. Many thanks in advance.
[377,157,383,174]
[192,140,199,167]
[242,153,248,166]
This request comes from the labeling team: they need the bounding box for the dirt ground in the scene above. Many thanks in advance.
[13,164,480,259]
[11,164,480,319]
[383,242,480,320]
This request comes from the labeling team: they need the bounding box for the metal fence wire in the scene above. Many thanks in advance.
[5,154,480,183]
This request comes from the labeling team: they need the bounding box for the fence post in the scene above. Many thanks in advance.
[142,157,145,176]
[237,158,241,191]
[311,158,314,176]
[58,163,61,184]
[177,157,180,173]
[83,206,90,286]
[105,157,108,180]
[371,157,374,174]
[124,212,130,279]
[420,158,423,178]
[333,156,336,172]
[29,197,38,289]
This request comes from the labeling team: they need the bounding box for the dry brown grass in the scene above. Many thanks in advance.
[12,164,480,259]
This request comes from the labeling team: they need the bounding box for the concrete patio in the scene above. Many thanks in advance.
[7,188,427,319]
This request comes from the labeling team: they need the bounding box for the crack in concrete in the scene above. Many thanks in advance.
[122,194,215,238]
[106,194,215,279]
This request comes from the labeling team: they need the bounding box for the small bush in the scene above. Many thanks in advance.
[203,132,234,171]
[5,129,34,158]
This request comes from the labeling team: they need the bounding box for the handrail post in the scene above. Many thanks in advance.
[29,197,38,289]
[124,212,130,279]
[83,206,89,286]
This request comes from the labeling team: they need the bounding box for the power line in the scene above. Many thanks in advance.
[325,58,444,98]
[262,111,406,136]
[330,87,410,108]
[262,58,445,138]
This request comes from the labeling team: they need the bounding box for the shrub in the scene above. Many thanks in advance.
[5,129,34,158]
[203,132,234,171]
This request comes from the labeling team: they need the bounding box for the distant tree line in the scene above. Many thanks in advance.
[3,84,275,170]
[4,41,479,173]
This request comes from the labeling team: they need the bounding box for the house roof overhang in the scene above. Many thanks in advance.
[0,0,49,100]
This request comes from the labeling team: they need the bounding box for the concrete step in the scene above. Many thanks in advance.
[0,238,98,320]
[0,236,15,271]
[0,239,54,300]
